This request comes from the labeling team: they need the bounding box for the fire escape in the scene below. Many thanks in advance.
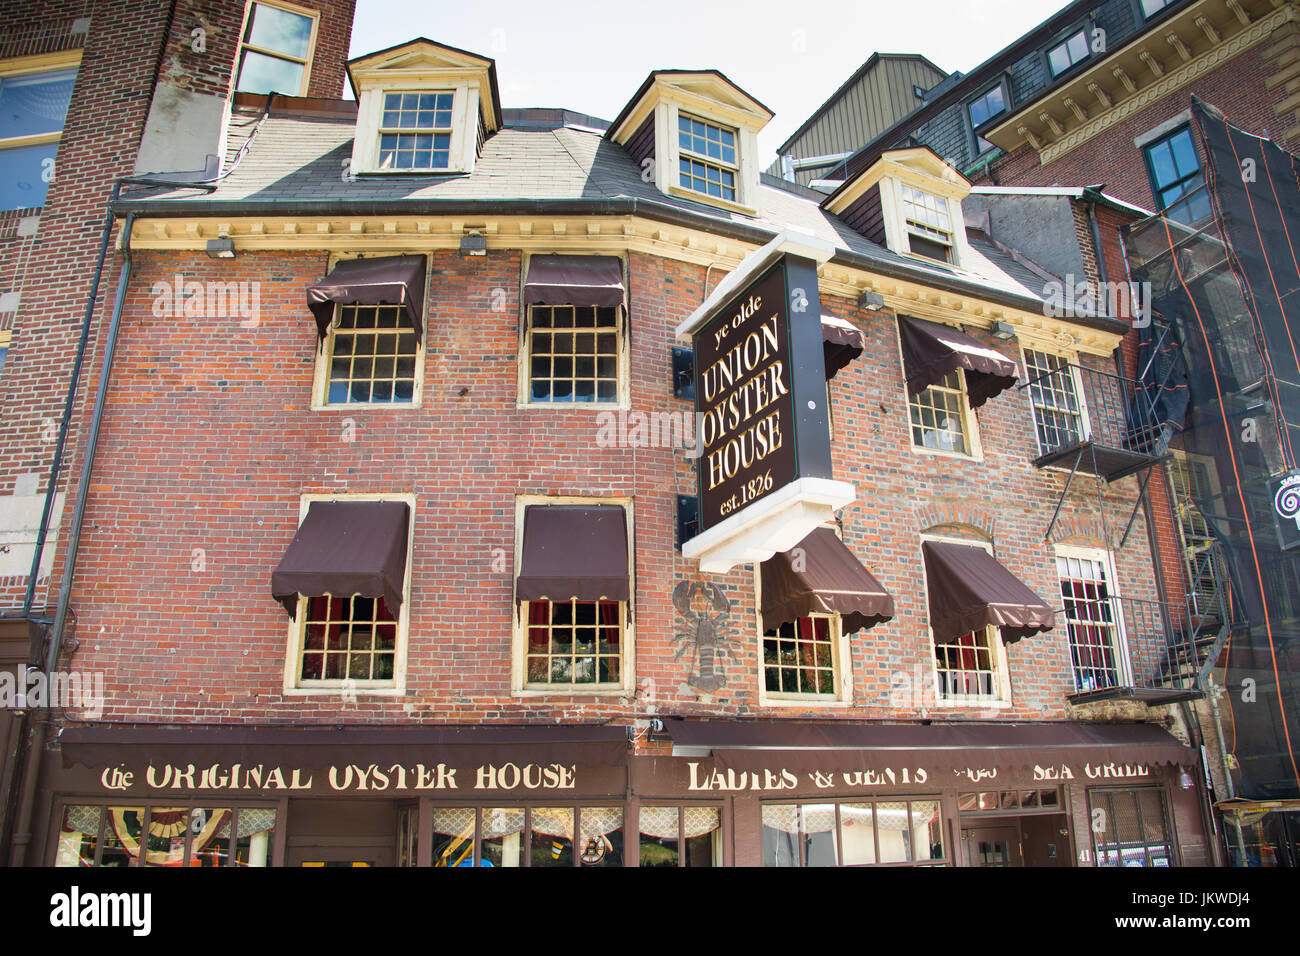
[1021,352,1228,705]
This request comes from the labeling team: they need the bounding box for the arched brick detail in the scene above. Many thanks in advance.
[1047,515,1110,549]
[914,500,996,540]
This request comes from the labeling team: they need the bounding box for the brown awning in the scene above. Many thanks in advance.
[516,504,629,602]
[270,500,410,619]
[524,254,624,307]
[761,528,894,633]
[923,541,1054,643]
[822,318,867,380]
[668,720,1194,774]
[899,315,1018,407]
[59,725,628,770]
[306,254,428,341]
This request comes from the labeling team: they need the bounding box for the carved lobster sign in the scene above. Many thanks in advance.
[672,581,736,693]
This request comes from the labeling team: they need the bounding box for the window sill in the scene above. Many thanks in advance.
[352,168,469,177]
[759,694,852,708]
[512,687,632,698]
[909,443,983,463]
[666,184,758,217]
[930,697,1011,709]
[516,400,629,412]
[311,400,423,411]
[282,685,406,698]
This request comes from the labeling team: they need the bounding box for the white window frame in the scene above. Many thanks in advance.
[899,184,956,263]
[1019,344,1091,458]
[658,100,760,215]
[352,82,478,175]
[752,522,854,707]
[510,494,636,697]
[920,533,1013,707]
[895,326,984,462]
[235,0,320,97]
[516,252,630,410]
[375,89,456,171]
[1054,543,1132,693]
[675,112,740,204]
[281,491,417,697]
[310,256,427,411]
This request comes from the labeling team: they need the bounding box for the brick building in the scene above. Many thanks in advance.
[0,0,355,866]
[1,30,1217,866]
[774,0,1300,865]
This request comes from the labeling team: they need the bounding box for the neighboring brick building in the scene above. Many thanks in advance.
[0,0,354,866]
[5,36,1216,867]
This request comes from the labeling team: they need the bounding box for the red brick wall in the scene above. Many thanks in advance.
[49,246,1172,730]
[0,0,354,608]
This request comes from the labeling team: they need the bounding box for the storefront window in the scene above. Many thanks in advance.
[762,799,944,867]
[639,806,722,867]
[429,805,623,867]
[55,805,276,867]
[1089,787,1174,867]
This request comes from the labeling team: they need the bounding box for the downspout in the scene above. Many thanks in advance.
[5,209,133,865]
[7,173,209,864]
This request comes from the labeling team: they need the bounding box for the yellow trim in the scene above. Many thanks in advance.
[124,215,1125,356]
[0,131,60,151]
[0,49,82,77]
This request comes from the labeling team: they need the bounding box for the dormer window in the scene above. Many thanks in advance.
[378,91,454,170]
[678,114,737,201]
[822,147,971,270]
[901,185,954,263]
[346,39,502,177]
[607,70,772,215]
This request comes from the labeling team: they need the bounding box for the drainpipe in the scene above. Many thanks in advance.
[7,174,213,866]
[1205,672,1249,864]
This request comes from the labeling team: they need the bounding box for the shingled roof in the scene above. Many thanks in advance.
[116,100,1124,334]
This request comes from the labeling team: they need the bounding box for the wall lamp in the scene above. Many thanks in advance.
[460,232,487,257]
[858,290,885,311]
[205,237,235,259]
[991,321,1016,340]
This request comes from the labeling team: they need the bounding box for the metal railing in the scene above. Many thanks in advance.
[1061,593,1209,699]
[1023,363,1168,465]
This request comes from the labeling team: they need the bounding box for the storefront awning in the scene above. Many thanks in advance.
[668,720,1195,774]
[923,540,1054,643]
[899,315,1018,407]
[59,725,629,770]
[270,500,410,619]
[821,316,867,380]
[760,527,894,633]
[306,254,428,341]
[524,254,625,307]
[516,504,629,602]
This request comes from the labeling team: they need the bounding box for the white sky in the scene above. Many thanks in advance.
[349,0,1066,164]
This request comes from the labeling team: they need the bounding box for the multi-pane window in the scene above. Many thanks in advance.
[0,66,76,211]
[639,807,722,867]
[235,1,316,96]
[526,305,620,403]
[933,625,1002,700]
[1023,349,1084,454]
[967,84,1006,129]
[958,789,1061,813]
[298,594,397,683]
[55,805,277,867]
[909,370,970,454]
[524,598,623,686]
[324,304,420,405]
[1089,788,1175,866]
[1057,552,1123,693]
[1143,126,1210,226]
[678,113,737,201]
[762,614,837,697]
[429,806,624,867]
[901,185,954,262]
[1047,29,1090,78]
[378,91,454,170]
[762,800,945,867]
[1139,0,1175,19]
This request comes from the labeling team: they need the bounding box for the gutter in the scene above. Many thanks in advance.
[111,195,1128,338]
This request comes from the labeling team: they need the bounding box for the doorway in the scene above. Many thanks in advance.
[964,826,1022,866]
[962,813,1073,867]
